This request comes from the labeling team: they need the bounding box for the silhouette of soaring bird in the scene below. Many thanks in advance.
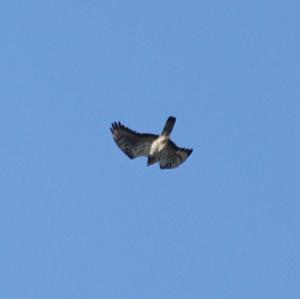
[110,116,193,169]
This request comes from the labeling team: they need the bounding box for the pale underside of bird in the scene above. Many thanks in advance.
[110,116,193,169]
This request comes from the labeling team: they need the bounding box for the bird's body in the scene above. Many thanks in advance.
[149,135,168,156]
[110,116,193,169]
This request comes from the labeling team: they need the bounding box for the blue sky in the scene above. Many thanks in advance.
[1,1,299,298]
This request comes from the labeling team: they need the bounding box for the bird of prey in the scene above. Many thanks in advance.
[110,116,193,169]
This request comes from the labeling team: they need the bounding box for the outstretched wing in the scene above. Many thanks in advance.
[159,140,193,169]
[110,122,158,159]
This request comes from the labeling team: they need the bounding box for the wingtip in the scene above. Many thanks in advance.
[187,148,193,156]
[110,121,121,137]
[110,121,122,130]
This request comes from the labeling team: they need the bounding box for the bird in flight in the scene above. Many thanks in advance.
[110,116,193,169]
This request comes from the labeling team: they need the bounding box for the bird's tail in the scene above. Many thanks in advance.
[161,116,176,136]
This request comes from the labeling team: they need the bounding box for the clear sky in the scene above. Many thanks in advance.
[1,1,299,298]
